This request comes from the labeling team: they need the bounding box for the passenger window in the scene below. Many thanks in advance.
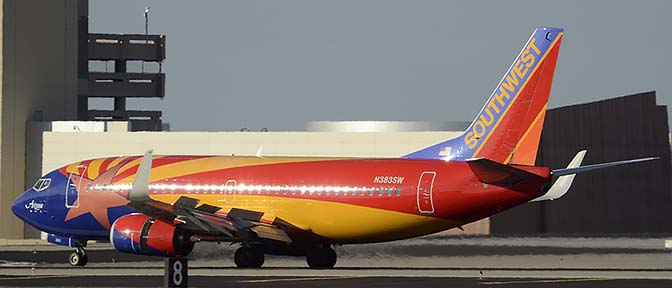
[386,187,392,196]
[377,187,383,196]
[395,187,401,196]
[86,184,92,192]
[368,187,374,196]
[360,187,366,196]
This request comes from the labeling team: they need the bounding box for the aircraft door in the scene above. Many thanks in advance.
[65,174,79,208]
[65,165,87,208]
[417,171,436,214]
[224,180,236,204]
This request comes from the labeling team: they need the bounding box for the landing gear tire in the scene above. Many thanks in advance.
[69,250,88,267]
[234,246,264,268]
[306,246,337,269]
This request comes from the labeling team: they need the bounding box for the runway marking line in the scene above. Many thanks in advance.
[238,276,366,283]
[479,278,612,285]
[0,275,73,281]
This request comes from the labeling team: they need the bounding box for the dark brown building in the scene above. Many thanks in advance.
[491,91,672,234]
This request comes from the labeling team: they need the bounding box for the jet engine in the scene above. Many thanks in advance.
[110,213,193,257]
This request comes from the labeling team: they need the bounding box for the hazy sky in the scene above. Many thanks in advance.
[90,0,672,131]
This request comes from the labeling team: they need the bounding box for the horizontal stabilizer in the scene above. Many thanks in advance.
[466,158,545,187]
[532,151,658,202]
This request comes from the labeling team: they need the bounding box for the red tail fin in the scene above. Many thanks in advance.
[404,28,564,165]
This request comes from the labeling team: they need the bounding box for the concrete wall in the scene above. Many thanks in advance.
[1,0,79,239]
[38,129,461,174]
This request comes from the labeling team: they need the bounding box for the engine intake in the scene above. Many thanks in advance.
[110,213,193,257]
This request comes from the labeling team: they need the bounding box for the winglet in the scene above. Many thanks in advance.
[128,150,153,202]
[531,150,586,202]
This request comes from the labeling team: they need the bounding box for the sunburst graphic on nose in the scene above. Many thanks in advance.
[64,164,129,229]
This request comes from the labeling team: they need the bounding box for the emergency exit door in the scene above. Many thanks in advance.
[417,172,436,214]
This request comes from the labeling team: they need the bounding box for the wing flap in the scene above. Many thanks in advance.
[250,225,292,243]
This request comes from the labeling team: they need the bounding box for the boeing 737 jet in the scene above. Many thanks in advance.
[12,27,656,268]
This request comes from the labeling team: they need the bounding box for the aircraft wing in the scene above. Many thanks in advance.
[125,150,292,243]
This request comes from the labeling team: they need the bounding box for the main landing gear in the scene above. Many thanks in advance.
[68,246,88,266]
[233,245,337,269]
[306,246,337,269]
[234,246,265,268]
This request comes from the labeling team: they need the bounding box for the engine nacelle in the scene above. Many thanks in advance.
[110,213,193,257]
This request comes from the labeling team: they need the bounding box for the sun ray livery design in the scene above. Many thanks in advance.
[11,27,658,269]
[63,164,128,229]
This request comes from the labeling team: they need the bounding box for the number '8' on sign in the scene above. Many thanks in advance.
[165,258,188,288]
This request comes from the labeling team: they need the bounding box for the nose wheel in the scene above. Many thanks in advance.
[68,247,88,266]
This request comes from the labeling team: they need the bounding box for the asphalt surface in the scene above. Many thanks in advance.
[0,275,670,288]
[0,237,670,287]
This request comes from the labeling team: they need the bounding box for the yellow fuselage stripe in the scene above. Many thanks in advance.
[152,194,460,243]
[116,156,346,184]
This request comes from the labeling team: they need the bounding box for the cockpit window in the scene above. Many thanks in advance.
[33,178,51,192]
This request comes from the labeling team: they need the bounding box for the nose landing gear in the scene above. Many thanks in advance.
[68,246,88,266]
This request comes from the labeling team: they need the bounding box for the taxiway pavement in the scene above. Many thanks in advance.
[0,236,670,287]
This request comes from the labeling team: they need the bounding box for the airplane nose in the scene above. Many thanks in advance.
[11,190,30,220]
[11,188,46,222]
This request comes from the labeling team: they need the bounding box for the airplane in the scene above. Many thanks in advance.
[12,27,657,268]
